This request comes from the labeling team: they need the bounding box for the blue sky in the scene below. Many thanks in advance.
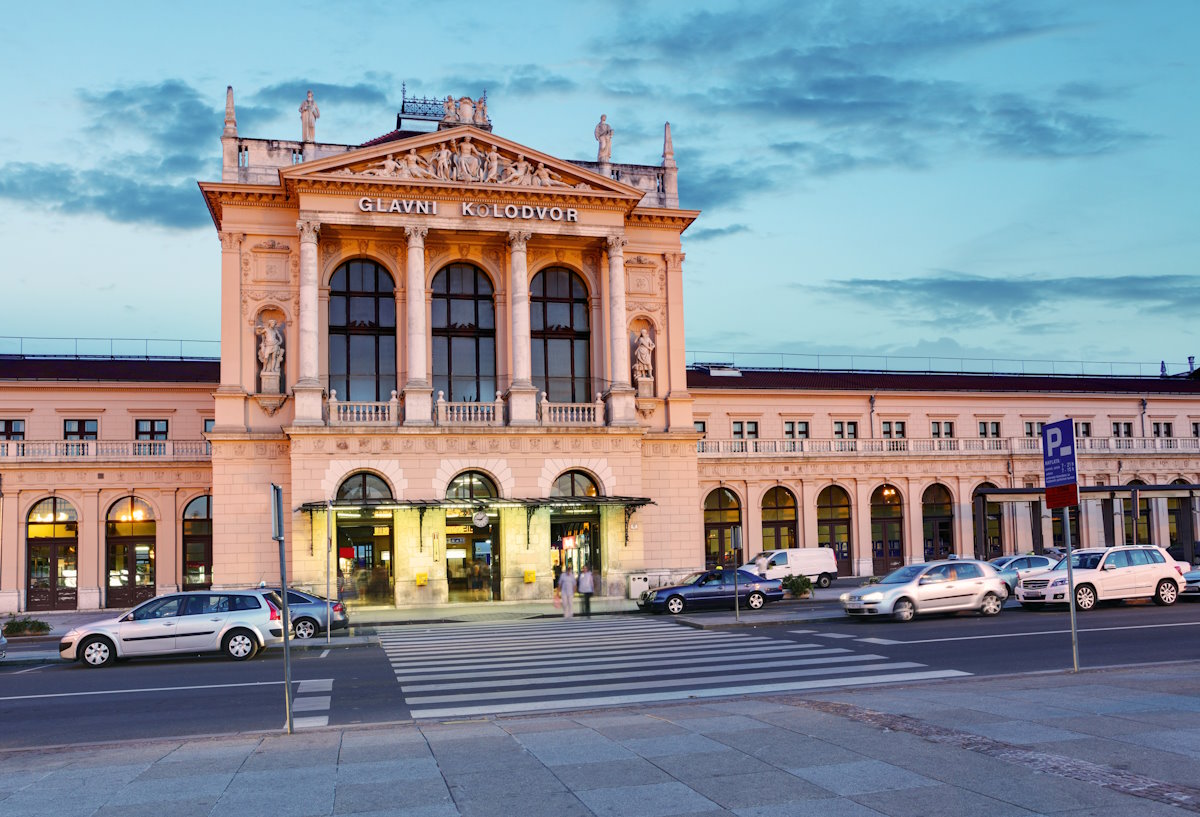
[1,0,1196,372]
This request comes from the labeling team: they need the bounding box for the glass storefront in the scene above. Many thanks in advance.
[26,497,78,611]
[106,496,156,608]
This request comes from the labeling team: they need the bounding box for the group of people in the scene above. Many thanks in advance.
[555,564,595,619]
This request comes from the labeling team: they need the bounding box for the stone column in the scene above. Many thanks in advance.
[605,234,637,425]
[0,492,20,612]
[402,226,433,425]
[506,230,538,424]
[293,219,324,425]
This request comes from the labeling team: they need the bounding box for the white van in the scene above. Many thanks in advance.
[743,548,839,588]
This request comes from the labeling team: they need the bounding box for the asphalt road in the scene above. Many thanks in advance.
[2,599,1197,749]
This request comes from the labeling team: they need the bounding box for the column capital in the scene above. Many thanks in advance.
[606,234,628,252]
[218,232,244,251]
[507,230,532,251]
[665,251,685,269]
[297,220,320,243]
[404,225,428,244]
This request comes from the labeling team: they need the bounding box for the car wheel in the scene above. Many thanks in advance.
[1020,602,1045,611]
[1153,580,1179,606]
[294,618,318,639]
[79,636,115,668]
[666,595,685,615]
[746,591,765,610]
[892,598,915,622]
[223,629,259,661]
[1074,584,1097,611]
[979,592,1003,616]
[817,573,833,589]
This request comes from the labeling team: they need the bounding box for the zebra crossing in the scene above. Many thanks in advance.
[377,618,970,719]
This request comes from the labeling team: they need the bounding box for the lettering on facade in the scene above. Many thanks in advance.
[359,198,438,215]
[357,197,577,223]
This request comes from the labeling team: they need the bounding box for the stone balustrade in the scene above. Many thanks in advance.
[696,436,1200,457]
[539,392,605,426]
[327,390,400,426]
[436,391,504,426]
[0,440,211,462]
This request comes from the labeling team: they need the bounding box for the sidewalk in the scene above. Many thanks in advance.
[2,661,1198,816]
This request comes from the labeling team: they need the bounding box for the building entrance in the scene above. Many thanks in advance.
[445,510,499,602]
[337,521,394,607]
[27,540,77,611]
[551,516,599,586]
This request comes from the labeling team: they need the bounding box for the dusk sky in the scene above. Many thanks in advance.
[1,1,1196,374]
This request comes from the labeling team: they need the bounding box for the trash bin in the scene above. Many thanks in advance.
[627,574,650,599]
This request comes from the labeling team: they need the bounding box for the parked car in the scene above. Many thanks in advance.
[59,589,287,668]
[638,569,784,614]
[741,547,839,588]
[1015,546,1184,611]
[1183,568,1200,599]
[264,587,349,639]
[989,554,1058,596]
[839,559,1008,622]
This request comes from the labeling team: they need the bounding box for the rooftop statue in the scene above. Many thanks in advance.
[594,114,613,163]
[299,90,319,142]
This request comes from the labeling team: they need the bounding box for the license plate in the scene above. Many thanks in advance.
[844,602,863,610]
[1025,593,1044,600]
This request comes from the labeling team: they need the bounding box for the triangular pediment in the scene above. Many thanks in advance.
[281,126,642,199]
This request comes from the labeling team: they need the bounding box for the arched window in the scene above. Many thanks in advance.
[446,471,499,500]
[1124,479,1151,545]
[551,470,600,497]
[703,488,741,568]
[432,264,495,402]
[1167,478,1194,563]
[761,487,797,551]
[922,484,954,561]
[328,258,397,402]
[531,268,590,402]
[870,484,904,574]
[105,496,156,608]
[26,497,78,611]
[973,482,1004,558]
[817,486,853,575]
[183,495,213,591]
[337,473,393,501]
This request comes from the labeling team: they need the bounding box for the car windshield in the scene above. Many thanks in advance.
[879,565,926,584]
[1052,553,1101,571]
[989,557,1013,568]
[681,572,707,585]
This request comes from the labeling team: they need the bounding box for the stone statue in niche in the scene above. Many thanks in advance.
[633,328,655,393]
[594,114,613,162]
[299,91,319,142]
[256,318,284,394]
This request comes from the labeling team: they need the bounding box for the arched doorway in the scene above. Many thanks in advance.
[871,484,904,575]
[922,484,954,561]
[1123,479,1151,546]
[445,471,501,602]
[26,497,78,611]
[1167,478,1195,564]
[817,486,853,576]
[182,495,213,591]
[550,470,601,583]
[704,488,741,568]
[761,487,798,552]
[106,496,156,608]
[336,472,395,607]
[973,482,1004,559]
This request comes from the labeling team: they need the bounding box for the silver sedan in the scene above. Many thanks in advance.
[840,559,1009,622]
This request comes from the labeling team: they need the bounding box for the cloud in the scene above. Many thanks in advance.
[685,223,750,242]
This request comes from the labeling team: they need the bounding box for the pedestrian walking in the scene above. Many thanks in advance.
[559,565,576,619]
[754,552,768,578]
[578,564,595,617]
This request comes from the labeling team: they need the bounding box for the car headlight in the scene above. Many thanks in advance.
[1050,578,1067,587]
[859,592,884,603]
[839,592,851,603]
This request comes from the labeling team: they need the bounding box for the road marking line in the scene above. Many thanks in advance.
[291,695,331,712]
[297,678,333,693]
[857,638,902,645]
[0,678,333,703]
[11,666,46,675]
[319,649,330,659]
[407,670,971,719]
[293,716,329,728]
[812,633,857,639]
[886,620,1200,645]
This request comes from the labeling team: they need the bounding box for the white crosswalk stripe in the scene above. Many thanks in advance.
[377,618,969,719]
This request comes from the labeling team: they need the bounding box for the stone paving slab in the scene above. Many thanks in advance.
[3,662,1200,816]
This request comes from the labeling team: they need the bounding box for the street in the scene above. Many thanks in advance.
[2,599,1198,749]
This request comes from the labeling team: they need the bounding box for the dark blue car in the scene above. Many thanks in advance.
[637,569,784,615]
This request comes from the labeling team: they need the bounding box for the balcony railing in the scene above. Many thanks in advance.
[540,393,605,427]
[436,391,504,427]
[0,440,211,462]
[328,390,400,426]
[696,437,1200,457]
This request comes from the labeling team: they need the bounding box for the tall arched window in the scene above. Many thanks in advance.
[973,482,1005,558]
[551,470,600,497]
[337,473,393,502]
[817,486,853,575]
[922,484,954,561]
[446,471,499,500]
[871,484,904,575]
[26,497,78,611]
[432,264,495,402]
[1124,479,1151,545]
[182,495,213,591]
[106,496,156,608]
[531,267,590,402]
[328,259,397,402]
[704,488,741,568]
[761,487,797,551]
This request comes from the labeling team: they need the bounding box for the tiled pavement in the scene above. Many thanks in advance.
[3,661,1200,816]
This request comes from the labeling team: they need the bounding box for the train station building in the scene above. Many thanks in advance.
[2,90,1199,614]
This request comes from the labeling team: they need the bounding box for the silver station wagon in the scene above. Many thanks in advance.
[841,559,1009,622]
[59,589,287,667]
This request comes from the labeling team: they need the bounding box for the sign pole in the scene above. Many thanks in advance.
[1063,508,1079,672]
[271,484,294,734]
[326,500,333,646]
[1041,420,1080,673]
[732,527,741,622]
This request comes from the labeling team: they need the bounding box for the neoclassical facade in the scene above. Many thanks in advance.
[1,90,1198,613]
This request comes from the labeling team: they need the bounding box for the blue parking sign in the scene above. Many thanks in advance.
[1042,419,1078,508]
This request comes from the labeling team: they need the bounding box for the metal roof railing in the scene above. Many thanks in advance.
[0,336,220,360]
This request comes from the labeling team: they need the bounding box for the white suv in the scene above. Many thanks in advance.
[1016,546,1184,611]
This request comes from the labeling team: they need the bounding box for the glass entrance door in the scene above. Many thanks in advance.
[107,539,156,608]
[337,523,394,607]
[445,511,500,602]
[819,521,853,576]
[923,518,953,561]
[26,540,77,611]
[871,521,904,575]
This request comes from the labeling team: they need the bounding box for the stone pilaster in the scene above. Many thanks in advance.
[293,219,324,425]
[506,230,538,425]
[213,231,247,432]
[403,226,433,425]
[605,234,637,426]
